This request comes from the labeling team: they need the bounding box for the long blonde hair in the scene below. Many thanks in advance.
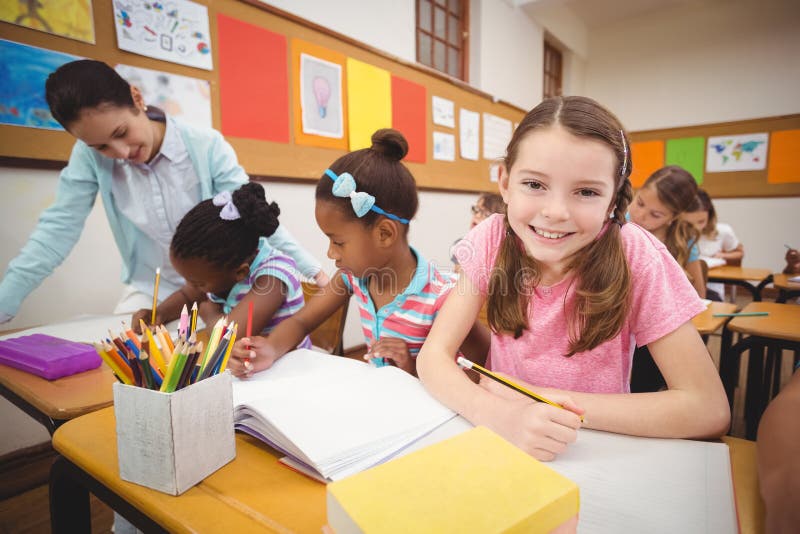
[487,96,633,356]
[640,166,700,267]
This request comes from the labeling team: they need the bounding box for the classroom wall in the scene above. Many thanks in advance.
[257,0,417,63]
[582,0,800,271]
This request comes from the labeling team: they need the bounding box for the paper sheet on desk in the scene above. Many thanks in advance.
[549,430,737,534]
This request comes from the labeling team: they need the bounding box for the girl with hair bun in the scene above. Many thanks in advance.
[132,182,309,346]
[229,129,488,377]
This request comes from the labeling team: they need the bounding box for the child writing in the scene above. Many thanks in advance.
[628,165,705,298]
[131,182,310,345]
[682,189,744,300]
[417,96,729,461]
[228,129,487,377]
[0,59,325,326]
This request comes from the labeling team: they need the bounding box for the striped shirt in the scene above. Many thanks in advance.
[342,247,454,358]
[208,237,311,347]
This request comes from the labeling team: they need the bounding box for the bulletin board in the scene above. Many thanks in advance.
[0,0,525,193]
[629,114,800,198]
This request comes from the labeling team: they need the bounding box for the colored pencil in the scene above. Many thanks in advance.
[140,319,167,375]
[456,357,584,422]
[151,267,161,324]
[712,312,769,317]
[190,301,198,337]
[179,304,189,340]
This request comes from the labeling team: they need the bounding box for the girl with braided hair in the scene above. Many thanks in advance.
[417,96,729,461]
[132,182,309,345]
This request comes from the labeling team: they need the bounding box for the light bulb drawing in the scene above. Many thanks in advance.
[312,76,331,119]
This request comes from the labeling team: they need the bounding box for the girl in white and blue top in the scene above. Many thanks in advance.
[143,182,310,347]
[0,60,325,324]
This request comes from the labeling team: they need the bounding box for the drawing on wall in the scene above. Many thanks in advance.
[115,64,211,129]
[483,113,512,160]
[0,39,79,130]
[432,96,455,128]
[459,108,479,161]
[0,0,95,43]
[113,0,212,70]
[300,53,343,138]
[706,133,768,172]
[433,131,455,161]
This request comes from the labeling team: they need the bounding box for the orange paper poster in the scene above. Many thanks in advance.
[346,58,391,150]
[767,129,800,184]
[218,14,289,143]
[391,76,426,163]
[291,39,348,150]
[629,140,664,188]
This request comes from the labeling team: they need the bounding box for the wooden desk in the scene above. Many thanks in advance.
[707,266,773,302]
[720,302,800,439]
[692,302,737,335]
[772,273,800,303]
[723,436,765,534]
[0,363,116,435]
[51,407,325,533]
[51,407,764,533]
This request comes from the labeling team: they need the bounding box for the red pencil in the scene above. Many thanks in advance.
[246,301,254,338]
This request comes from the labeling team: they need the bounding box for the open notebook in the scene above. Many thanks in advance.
[231,349,456,482]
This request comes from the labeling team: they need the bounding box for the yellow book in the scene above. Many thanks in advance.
[327,426,579,534]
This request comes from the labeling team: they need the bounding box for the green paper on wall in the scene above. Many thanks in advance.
[665,137,705,184]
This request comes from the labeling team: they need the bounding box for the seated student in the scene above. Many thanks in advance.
[757,366,800,534]
[470,192,505,229]
[682,189,744,301]
[416,96,729,461]
[628,166,705,298]
[628,166,706,392]
[0,59,326,326]
[132,182,309,346]
[228,129,488,377]
[452,193,505,272]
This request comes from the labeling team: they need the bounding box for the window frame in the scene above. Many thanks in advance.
[415,0,469,81]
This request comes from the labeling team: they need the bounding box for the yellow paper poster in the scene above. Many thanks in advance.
[0,0,95,44]
[346,58,391,150]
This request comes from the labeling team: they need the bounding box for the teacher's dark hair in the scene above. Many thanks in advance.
[45,60,136,129]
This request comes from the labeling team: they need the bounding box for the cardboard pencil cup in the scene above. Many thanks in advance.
[113,371,236,495]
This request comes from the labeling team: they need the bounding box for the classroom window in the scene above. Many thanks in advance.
[416,0,468,80]
[543,41,563,98]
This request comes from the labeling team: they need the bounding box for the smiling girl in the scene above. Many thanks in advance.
[417,96,729,461]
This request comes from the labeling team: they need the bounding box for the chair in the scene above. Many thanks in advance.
[301,282,349,355]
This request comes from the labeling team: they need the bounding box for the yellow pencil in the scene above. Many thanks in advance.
[190,301,198,336]
[218,322,237,373]
[140,319,167,375]
[151,267,161,325]
[456,357,584,422]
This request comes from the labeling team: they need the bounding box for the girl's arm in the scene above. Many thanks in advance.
[685,260,706,298]
[715,243,744,264]
[228,272,350,376]
[132,284,206,333]
[757,369,800,534]
[417,274,583,461]
[519,322,730,439]
[225,274,289,339]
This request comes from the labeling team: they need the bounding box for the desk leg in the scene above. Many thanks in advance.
[744,339,765,441]
[754,275,773,302]
[718,325,738,413]
[50,456,91,534]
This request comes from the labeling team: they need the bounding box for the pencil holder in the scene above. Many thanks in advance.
[113,371,236,495]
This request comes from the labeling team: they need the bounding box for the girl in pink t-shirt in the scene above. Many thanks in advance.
[418,96,730,461]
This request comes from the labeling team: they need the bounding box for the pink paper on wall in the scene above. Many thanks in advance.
[391,76,427,163]
[217,14,289,142]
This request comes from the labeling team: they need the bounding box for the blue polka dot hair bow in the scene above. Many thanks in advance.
[324,169,409,224]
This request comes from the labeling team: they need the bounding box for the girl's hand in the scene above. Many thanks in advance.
[486,396,583,461]
[131,309,160,333]
[365,337,415,376]
[228,336,281,378]
[314,270,331,287]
